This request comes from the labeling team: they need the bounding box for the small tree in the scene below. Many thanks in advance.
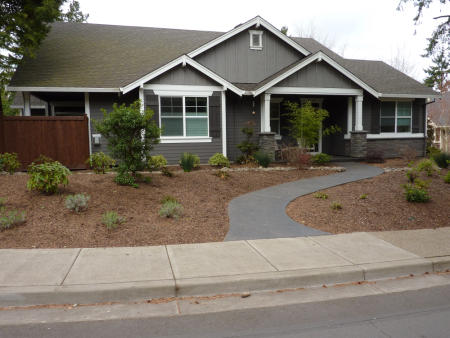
[93,100,160,186]
[285,101,341,149]
[237,121,259,163]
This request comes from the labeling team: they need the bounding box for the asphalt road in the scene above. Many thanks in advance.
[2,284,450,338]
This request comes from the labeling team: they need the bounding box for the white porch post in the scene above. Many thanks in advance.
[347,96,353,134]
[355,95,363,131]
[84,92,92,155]
[260,93,271,132]
[139,85,146,145]
[221,91,227,157]
[23,91,31,116]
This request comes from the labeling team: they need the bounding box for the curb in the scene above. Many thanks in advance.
[1,257,447,307]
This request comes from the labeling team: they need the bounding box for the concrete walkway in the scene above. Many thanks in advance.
[226,162,384,241]
[1,228,449,307]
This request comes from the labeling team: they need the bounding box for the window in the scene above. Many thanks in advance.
[380,101,412,133]
[249,30,263,50]
[270,101,281,136]
[160,96,209,137]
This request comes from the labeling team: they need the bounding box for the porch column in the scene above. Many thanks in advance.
[260,93,271,132]
[221,91,227,157]
[347,96,353,134]
[355,95,363,131]
[23,91,31,116]
[84,92,92,155]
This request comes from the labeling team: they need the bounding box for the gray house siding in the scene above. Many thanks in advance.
[195,27,302,84]
[144,90,222,164]
[277,62,359,89]
[147,65,219,86]
[89,90,138,154]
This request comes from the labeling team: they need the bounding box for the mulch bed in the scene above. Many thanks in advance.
[0,167,332,249]
[286,168,450,233]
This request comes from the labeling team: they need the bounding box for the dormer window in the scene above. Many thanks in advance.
[249,30,263,50]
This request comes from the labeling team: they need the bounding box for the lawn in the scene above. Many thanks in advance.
[0,166,332,248]
[287,163,450,233]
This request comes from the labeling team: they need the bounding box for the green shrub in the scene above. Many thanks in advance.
[313,192,328,199]
[236,122,259,162]
[159,200,183,219]
[33,154,54,164]
[0,152,20,174]
[406,168,418,183]
[114,171,138,188]
[427,146,441,157]
[208,153,230,168]
[102,211,124,230]
[0,197,5,207]
[359,194,368,200]
[444,171,450,184]
[0,208,26,230]
[27,161,70,194]
[148,155,168,171]
[416,159,437,176]
[311,153,331,165]
[65,194,90,213]
[330,202,342,210]
[161,167,173,177]
[179,153,200,172]
[86,152,115,174]
[414,178,429,189]
[254,151,272,168]
[403,184,430,202]
[432,152,450,169]
[160,195,177,204]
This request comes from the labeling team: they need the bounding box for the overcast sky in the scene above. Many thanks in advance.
[76,0,448,81]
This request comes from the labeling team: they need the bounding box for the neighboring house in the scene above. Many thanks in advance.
[7,16,439,163]
[428,92,450,153]
[11,94,48,116]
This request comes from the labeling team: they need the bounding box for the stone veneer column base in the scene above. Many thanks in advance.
[258,132,277,161]
[350,131,368,158]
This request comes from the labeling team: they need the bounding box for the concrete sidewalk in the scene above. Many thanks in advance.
[1,228,449,307]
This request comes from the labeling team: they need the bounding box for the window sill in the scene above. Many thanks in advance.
[249,46,263,50]
[160,137,212,144]
[344,133,424,140]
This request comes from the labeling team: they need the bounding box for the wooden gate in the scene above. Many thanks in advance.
[0,115,90,170]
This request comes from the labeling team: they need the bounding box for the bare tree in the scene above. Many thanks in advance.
[386,47,419,79]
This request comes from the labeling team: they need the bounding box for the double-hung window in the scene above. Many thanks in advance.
[380,101,412,133]
[160,96,209,138]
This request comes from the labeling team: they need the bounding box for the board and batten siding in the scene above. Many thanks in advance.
[144,89,222,164]
[147,65,219,86]
[195,27,302,84]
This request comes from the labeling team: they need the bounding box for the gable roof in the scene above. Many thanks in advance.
[428,92,450,126]
[8,17,439,98]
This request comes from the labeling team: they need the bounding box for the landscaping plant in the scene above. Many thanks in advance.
[161,167,174,177]
[254,151,271,168]
[432,152,450,169]
[311,153,331,165]
[399,146,417,163]
[0,209,26,230]
[93,100,160,187]
[280,146,312,169]
[86,152,115,174]
[444,171,450,184]
[148,155,168,171]
[330,202,342,210]
[65,194,90,213]
[416,158,438,176]
[208,153,230,168]
[27,160,70,194]
[179,153,200,172]
[359,194,368,200]
[102,211,124,229]
[313,192,328,199]
[236,121,259,163]
[403,184,430,203]
[0,152,20,174]
[159,200,183,219]
[214,170,230,179]
[160,195,177,204]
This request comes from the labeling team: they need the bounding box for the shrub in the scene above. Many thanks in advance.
[313,192,328,199]
[403,184,430,203]
[432,152,450,169]
[33,154,54,164]
[237,121,259,162]
[102,211,124,230]
[0,209,26,230]
[254,151,272,168]
[161,167,173,177]
[179,153,200,172]
[359,194,368,200]
[414,178,429,189]
[159,200,183,219]
[114,171,138,188]
[0,197,5,207]
[406,168,418,183]
[444,171,450,184]
[311,153,331,165]
[366,150,385,163]
[65,194,90,213]
[399,146,417,163]
[214,170,230,179]
[208,153,230,168]
[0,152,20,174]
[148,155,168,171]
[86,152,115,174]
[280,147,311,169]
[416,159,437,176]
[427,146,441,158]
[160,195,177,204]
[27,161,70,194]
[330,202,342,210]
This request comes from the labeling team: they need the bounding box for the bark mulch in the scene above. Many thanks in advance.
[0,168,331,248]
[286,169,450,234]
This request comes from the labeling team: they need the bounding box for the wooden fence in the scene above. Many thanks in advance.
[0,115,90,170]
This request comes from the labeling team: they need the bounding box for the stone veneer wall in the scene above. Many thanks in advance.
[258,132,277,160]
[367,138,426,158]
[350,131,368,158]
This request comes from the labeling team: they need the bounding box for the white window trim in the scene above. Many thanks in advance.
[249,30,263,50]
[344,133,425,140]
[159,95,211,142]
[380,101,412,134]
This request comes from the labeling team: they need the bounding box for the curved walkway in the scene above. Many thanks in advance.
[226,162,384,241]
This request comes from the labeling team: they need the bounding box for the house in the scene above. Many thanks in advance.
[7,16,439,163]
[11,94,48,116]
[427,92,450,153]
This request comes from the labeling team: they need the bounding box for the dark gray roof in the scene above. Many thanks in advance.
[10,22,437,96]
